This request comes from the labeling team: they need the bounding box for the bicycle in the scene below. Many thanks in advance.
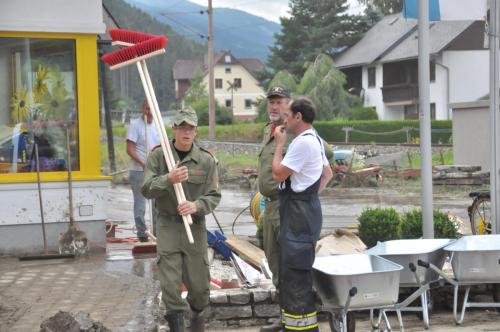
[467,190,492,235]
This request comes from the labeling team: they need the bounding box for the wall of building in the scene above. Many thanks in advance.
[362,64,384,118]
[452,105,490,171]
[204,64,264,119]
[443,50,489,104]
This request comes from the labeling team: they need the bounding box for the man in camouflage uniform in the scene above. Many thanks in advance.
[142,108,221,332]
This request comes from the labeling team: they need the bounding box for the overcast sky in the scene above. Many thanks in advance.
[188,0,365,23]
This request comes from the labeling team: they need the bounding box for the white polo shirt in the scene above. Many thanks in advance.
[281,129,329,192]
[126,117,160,171]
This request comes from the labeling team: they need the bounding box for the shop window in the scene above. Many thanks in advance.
[215,79,222,89]
[0,37,79,173]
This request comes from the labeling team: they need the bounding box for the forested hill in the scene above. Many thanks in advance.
[103,0,206,108]
[124,0,281,62]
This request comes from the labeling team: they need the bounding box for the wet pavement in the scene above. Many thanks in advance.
[0,184,484,331]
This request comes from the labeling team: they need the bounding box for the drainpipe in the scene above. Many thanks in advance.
[435,61,450,119]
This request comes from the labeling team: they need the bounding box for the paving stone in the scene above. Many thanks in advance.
[212,305,253,319]
[227,289,251,304]
[209,290,228,304]
[254,304,281,318]
[251,288,270,302]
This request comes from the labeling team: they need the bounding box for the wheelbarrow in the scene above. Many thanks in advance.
[366,238,454,329]
[313,254,441,331]
[418,234,500,325]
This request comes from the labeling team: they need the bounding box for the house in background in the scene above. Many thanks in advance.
[173,50,265,121]
[335,14,487,120]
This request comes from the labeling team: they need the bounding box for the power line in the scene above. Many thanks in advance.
[160,12,208,39]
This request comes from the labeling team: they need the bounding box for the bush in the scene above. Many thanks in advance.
[347,107,378,120]
[357,207,401,248]
[399,209,460,239]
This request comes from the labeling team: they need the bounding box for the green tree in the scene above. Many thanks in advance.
[298,54,360,120]
[358,0,403,15]
[267,0,371,78]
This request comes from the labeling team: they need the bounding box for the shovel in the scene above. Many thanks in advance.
[19,143,75,260]
[58,126,89,255]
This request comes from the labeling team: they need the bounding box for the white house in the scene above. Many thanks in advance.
[335,14,488,120]
[173,51,265,121]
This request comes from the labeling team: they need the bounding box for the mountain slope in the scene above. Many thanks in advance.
[124,0,281,62]
[103,0,206,106]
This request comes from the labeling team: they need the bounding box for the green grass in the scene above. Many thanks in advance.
[403,150,453,169]
[215,151,258,171]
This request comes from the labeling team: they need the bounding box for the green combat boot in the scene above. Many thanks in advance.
[190,308,205,332]
[166,311,185,332]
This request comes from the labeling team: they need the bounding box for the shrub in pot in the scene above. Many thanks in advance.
[357,207,401,248]
[399,208,460,239]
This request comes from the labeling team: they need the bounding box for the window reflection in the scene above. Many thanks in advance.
[0,37,79,173]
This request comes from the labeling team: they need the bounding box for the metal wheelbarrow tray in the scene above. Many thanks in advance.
[420,235,500,325]
[366,239,453,286]
[313,254,405,331]
[365,239,453,329]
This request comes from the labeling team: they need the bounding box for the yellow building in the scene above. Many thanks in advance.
[173,51,265,121]
[0,0,108,255]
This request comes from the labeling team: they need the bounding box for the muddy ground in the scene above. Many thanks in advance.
[0,183,495,331]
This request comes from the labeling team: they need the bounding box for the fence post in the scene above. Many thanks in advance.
[342,127,353,143]
[404,127,411,144]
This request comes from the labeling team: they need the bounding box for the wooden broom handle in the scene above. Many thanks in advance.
[136,62,194,244]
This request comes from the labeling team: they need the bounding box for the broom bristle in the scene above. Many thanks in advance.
[109,29,156,44]
[134,36,168,57]
[101,46,137,66]
[101,34,167,67]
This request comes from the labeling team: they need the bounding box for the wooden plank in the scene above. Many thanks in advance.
[226,235,265,269]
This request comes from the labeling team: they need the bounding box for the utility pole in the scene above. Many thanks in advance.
[208,0,216,140]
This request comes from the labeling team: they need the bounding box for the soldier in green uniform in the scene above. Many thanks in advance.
[257,87,333,332]
[141,108,221,332]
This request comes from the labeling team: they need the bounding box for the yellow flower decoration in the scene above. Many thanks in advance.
[33,64,50,103]
[10,85,31,123]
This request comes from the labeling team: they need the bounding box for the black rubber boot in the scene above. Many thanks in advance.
[166,311,185,332]
[190,309,205,332]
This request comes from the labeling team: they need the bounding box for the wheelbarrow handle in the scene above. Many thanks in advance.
[409,262,416,272]
[418,259,430,268]
[349,287,358,297]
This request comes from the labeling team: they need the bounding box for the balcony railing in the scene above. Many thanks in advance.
[381,84,418,104]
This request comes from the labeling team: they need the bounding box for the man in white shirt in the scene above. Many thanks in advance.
[126,101,160,242]
[271,97,333,332]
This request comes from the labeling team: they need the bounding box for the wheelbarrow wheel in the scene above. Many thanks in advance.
[328,312,355,332]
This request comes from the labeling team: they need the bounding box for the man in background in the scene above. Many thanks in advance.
[126,100,160,242]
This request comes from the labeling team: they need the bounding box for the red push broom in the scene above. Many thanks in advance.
[101,30,195,250]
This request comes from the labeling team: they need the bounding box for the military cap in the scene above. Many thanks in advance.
[174,108,198,126]
[267,86,290,99]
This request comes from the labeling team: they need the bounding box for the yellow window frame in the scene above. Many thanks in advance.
[0,31,108,183]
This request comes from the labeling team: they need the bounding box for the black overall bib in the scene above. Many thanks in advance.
[278,173,322,332]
